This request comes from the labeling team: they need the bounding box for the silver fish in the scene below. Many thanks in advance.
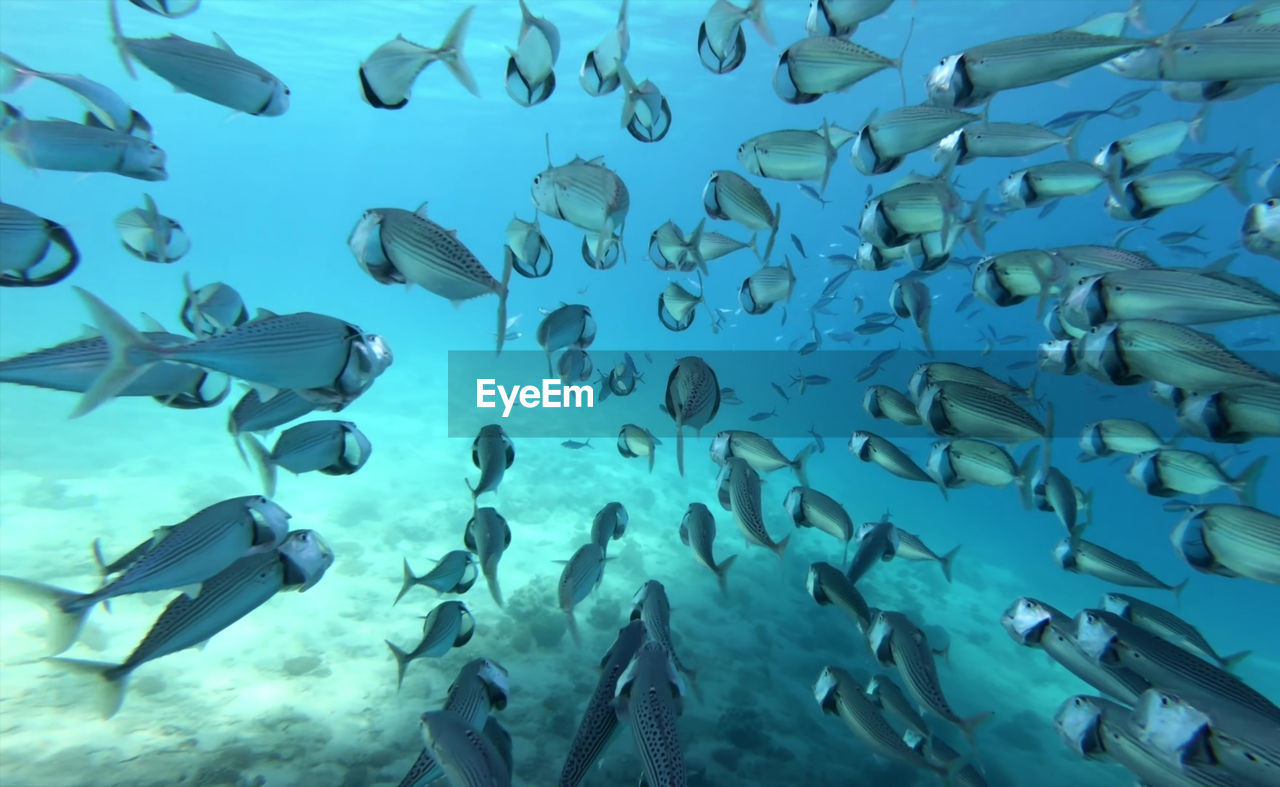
[0,51,151,136]
[396,550,478,604]
[536,304,596,375]
[845,515,898,584]
[774,28,909,105]
[1086,319,1280,392]
[1129,688,1280,785]
[1,102,166,180]
[863,385,923,426]
[927,439,1036,499]
[559,620,645,787]
[243,419,371,497]
[659,279,705,332]
[740,256,796,315]
[1178,386,1280,443]
[505,214,553,279]
[617,63,672,143]
[1101,593,1250,671]
[1127,449,1266,505]
[865,672,930,740]
[115,193,188,264]
[784,486,852,552]
[180,274,247,337]
[1001,160,1110,210]
[1242,198,1280,260]
[895,529,959,583]
[617,423,658,472]
[46,529,331,718]
[580,0,629,96]
[679,503,737,596]
[590,502,628,555]
[1104,23,1280,83]
[613,641,688,787]
[465,506,512,607]
[358,6,478,109]
[1054,536,1186,595]
[849,431,948,498]
[0,200,79,287]
[1063,267,1280,329]
[468,424,514,500]
[698,0,773,74]
[806,561,872,633]
[889,276,933,355]
[1114,152,1252,219]
[851,104,980,175]
[664,356,720,477]
[805,0,894,37]
[419,708,510,787]
[718,456,789,558]
[398,658,511,787]
[227,388,319,448]
[386,600,475,689]
[935,121,1080,168]
[1094,112,1207,180]
[557,543,607,645]
[630,580,696,684]
[1171,503,1280,586]
[1078,418,1168,460]
[531,149,629,263]
[703,169,781,262]
[738,121,851,195]
[110,0,289,116]
[917,381,1047,443]
[505,0,561,107]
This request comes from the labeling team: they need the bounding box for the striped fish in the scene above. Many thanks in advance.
[614,641,688,787]
[1131,688,1280,786]
[465,506,512,607]
[774,32,908,105]
[813,666,947,777]
[1105,24,1280,83]
[1097,319,1280,391]
[1053,536,1186,595]
[737,122,848,194]
[244,420,371,497]
[0,51,151,136]
[806,562,872,633]
[109,0,289,116]
[557,543,607,645]
[1173,503,1280,586]
[719,457,789,558]
[784,486,852,553]
[917,381,1047,443]
[852,105,980,175]
[468,424,514,500]
[590,502,629,555]
[395,550,478,604]
[630,581,697,685]
[845,516,899,585]
[358,6,478,110]
[559,620,645,787]
[398,658,510,787]
[351,204,512,355]
[1,103,168,180]
[44,529,332,718]
[386,600,475,689]
[702,170,781,262]
[227,388,319,443]
[849,431,949,499]
[0,200,79,287]
[936,121,1079,167]
[1101,593,1250,671]
[679,503,737,596]
[863,385,923,426]
[865,673,930,740]
[419,709,511,787]
[664,356,720,476]
[531,152,629,263]
[894,529,960,583]
[870,610,992,742]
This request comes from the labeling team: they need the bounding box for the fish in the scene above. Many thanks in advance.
[1242,198,1280,260]
[0,200,79,288]
[739,122,851,195]
[1171,503,1280,587]
[395,550,478,604]
[771,381,790,402]
[679,502,737,596]
[852,104,980,175]
[616,63,672,143]
[0,495,290,655]
[536,304,596,375]
[806,0,894,37]
[109,0,289,116]
[226,388,320,454]
[418,708,511,787]
[467,424,515,499]
[0,52,151,136]
[798,183,833,207]
[865,672,931,741]
[613,641,687,786]
[784,486,853,554]
[1053,536,1186,595]
[1078,418,1170,461]
[1086,319,1280,392]
[562,439,592,449]
[849,431,947,498]
[348,204,512,355]
[358,6,478,109]
[1128,688,1280,785]
[532,146,630,264]
[386,599,476,688]
[1044,88,1152,129]
[775,23,912,105]
[464,506,512,607]
[0,102,166,180]
[664,356,720,477]
[1101,593,1250,671]
[617,423,658,472]
[697,0,773,74]
[659,279,705,332]
[845,515,899,585]
[868,610,991,742]
[180,275,247,338]
[125,0,200,18]
[579,0,629,96]
[935,120,1081,168]
[398,658,511,787]
[709,430,812,485]
[505,0,561,107]
[630,580,696,684]
[45,530,332,718]
[791,233,807,258]
[559,620,645,787]
[916,381,1048,443]
[703,170,781,262]
[1127,449,1267,505]
[813,666,948,778]
[557,543,607,645]
[1104,23,1280,84]
[927,439,1037,499]
[1094,110,1208,181]
[590,502,628,555]
[505,215,553,279]
[806,562,872,633]
[1177,386,1280,443]
[718,456,789,559]
[243,420,372,497]
[1113,152,1253,219]
[894,529,960,583]
[1000,160,1111,210]
[889,276,933,355]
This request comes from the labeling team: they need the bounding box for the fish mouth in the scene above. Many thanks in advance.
[1000,598,1052,645]
[1054,696,1105,757]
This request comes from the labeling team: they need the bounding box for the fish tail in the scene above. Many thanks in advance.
[964,189,987,250]
[1015,444,1041,510]
[1233,455,1267,507]
[90,539,116,615]
[243,433,278,498]
[45,658,130,718]
[496,235,514,357]
[394,557,419,606]
[714,554,738,598]
[1220,650,1252,672]
[675,430,685,477]
[818,121,834,196]
[1170,576,1189,602]
[760,203,781,265]
[616,61,638,128]
[1223,147,1253,205]
[772,534,790,561]
[893,16,916,108]
[791,442,814,487]
[438,5,480,96]
[745,0,774,46]
[386,639,413,690]
[939,545,961,583]
[0,576,92,656]
[1062,116,1087,161]
[108,0,137,79]
[1125,0,1149,32]
[747,231,761,264]
[565,610,581,646]
[487,571,505,608]
[961,710,994,744]
[686,218,709,276]
[1188,103,1209,145]
[71,287,164,418]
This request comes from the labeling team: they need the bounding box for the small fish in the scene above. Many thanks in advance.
[617,423,658,473]
[464,506,511,607]
[243,420,372,497]
[791,233,807,258]
[916,381,1047,443]
[679,502,737,596]
[799,183,833,207]
[1078,419,1167,461]
[703,170,781,262]
[709,429,812,485]
[557,543,607,645]
[809,427,826,453]
[1054,537,1186,595]
[562,439,592,449]
[849,431,947,499]
[590,502,628,555]
[505,215,553,279]
[1127,450,1267,506]
[617,63,672,143]
[845,515,898,585]
[357,6,478,108]
[395,550,478,604]
[467,424,515,499]
[748,408,777,422]
[784,486,853,554]
[1159,226,1206,245]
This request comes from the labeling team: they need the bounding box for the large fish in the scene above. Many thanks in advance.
[557,543,607,645]
[1054,535,1186,595]
[1001,160,1111,210]
[845,515,898,585]
[1111,153,1252,220]
[664,356,720,476]
[109,0,289,116]
[849,431,948,498]
[805,0,894,37]
[1,102,166,180]
[386,600,475,689]
[559,620,645,787]
[397,658,510,787]
[348,204,512,355]
[1101,592,1250,671]
[630,580,697,684]
[244,420,372,497]
[718,456,789,558]
[1104,23,1280,83]
[419,709,511,787]
[1093,111,1207,180]
[703,170,781,262]
[1063,268,1280,330]
[465,506,512,607]
[679,503,737,596]
[1129,688,1280,786]
[851,104,979,175]
[614,641,688,786]
[505,215,553,279]
[916,381,1048,443]
[1242,198,1280,260]
[774,27,910,105]
[1177,386,1280,443]
[531,147,630,264]
[927,439,1037,501]
[863,385,924,427]
[580,0,629,96]
[1078,418,1169,460]
[1171,503,1280,586]
[1083,319,1280,392]
[0,51,151,136]
[737,122,851,195]
[468,424,515,499]
[358,6,478,109]
[46,529,332,718]
[1127,449,1266,505]
[784,486,852,555]
[0,200,79,287]
[935,121,1080,168]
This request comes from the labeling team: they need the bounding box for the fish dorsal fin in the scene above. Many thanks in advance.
[211,32,235,53]
[77,323,102,339]
[415,202,430,220]
[177,582,203,599]
[587,155,605,165]
[139,312,166,332]
[142,193,159,221]
[254,307,279,319]
[83,112,108,129]
[149,525,175,547]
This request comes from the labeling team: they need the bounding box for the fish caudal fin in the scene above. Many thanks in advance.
[771,535,790,561]
[0,576,92,656]
[45,658,130,718]
[495,237,514,357]
[565,610,581,646]
[394,558,419,606]
[107,0,137,79]
[1220,650,1252,672]
[439,6,480,97]
[1223,147,1253,205]
[1016,444,1041,509]
[939,545,961,583]
[746,0,774,46]
[675,429,685,477]
[242,433,278,498]
[791,442,814,487]
[1233,455,1267,507]
[71,287,163,418]
[1170,577,1189,602]
[961,710,994,744]
[714,554,738,598]
[386,639,413,690]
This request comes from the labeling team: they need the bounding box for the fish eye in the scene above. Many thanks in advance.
[534,175,541,183]
[284,87,292,95]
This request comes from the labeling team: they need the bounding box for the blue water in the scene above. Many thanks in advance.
[1,1,1277,786]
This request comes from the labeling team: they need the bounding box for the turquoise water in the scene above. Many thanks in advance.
[1,1,1277,785]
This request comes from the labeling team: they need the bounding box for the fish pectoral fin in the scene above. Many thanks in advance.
[177,583,203,600]
[210,32,236,53]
